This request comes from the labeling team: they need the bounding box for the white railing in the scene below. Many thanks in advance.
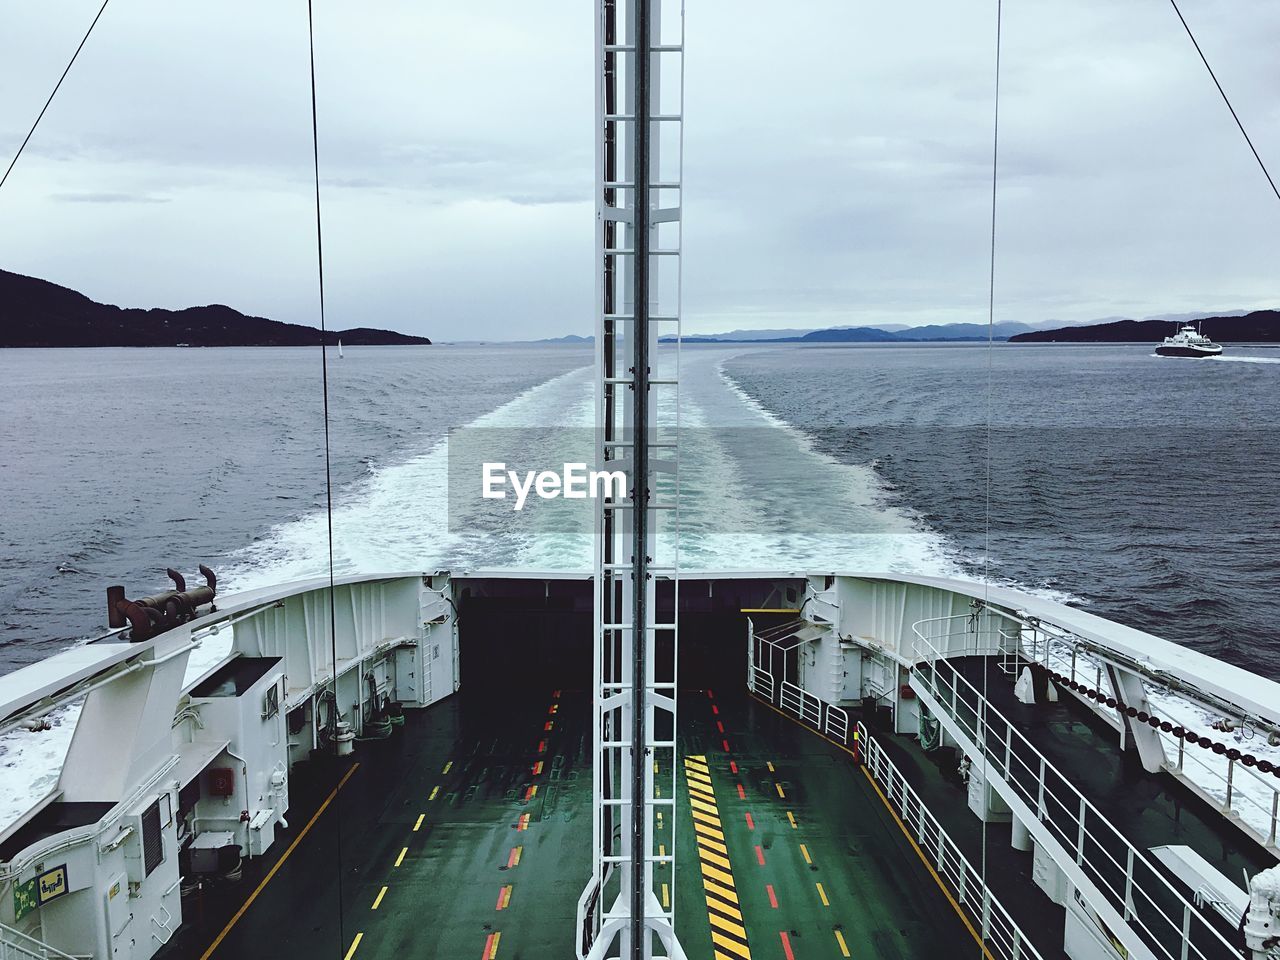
[0,923,86,960]
[1159,725,1280,850]
[749,665,775,703]
[824,704,849,745]
[911,617,1241,960]
[780,680,821,728]
[857,722,1046,960]
[1012,627,1280,852]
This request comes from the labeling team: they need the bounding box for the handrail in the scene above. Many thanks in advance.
[910,618,1240,960]
[857,721,1046,960]
[0,922,86,960]
[1020,632,1280,851]
[779,681,821,728]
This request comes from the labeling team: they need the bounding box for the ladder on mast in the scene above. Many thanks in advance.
[578,1,685,958]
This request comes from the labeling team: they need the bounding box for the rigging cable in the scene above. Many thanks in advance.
[304,0,347,954]
[0,0,111,193]
[981,1,1003,957]
[1166,0,1279,203]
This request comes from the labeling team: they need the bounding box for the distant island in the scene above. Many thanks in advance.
[1009,310,1280,344]
[0,269,431,347]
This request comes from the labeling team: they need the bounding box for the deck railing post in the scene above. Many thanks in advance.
[1271,790,1278,848]
[1123,848,1134,921]
[1076,798,1086,866]
[1224,758,1234,812]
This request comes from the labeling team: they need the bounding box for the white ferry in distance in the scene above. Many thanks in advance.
[1156,323,1224,358]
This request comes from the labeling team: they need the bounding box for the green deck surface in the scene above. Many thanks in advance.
[165,682,994,960]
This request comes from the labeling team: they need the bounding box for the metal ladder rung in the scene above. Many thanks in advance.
[604,181,681,190]
[602,740,677,749]
[601,378,678,386]
[604,113,682,122]
[604,248,681,257]
[602,855,673,864]
[600,623,677,631]
[602,44,684,53]
[599,321,680,330]
[600,798,676,807]
[602,565,678,575]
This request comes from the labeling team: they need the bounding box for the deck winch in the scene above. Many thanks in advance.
[107,564,217,641]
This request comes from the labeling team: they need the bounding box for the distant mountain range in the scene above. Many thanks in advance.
[0,269,431,347]
[531,309,1270,345]
[1009,310,1280,344]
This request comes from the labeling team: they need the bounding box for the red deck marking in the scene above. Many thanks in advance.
[755,845,766,865]
[532,761,544,776]
[481,933,496,960]
[506,847,520,869]
[711,704,719,715]
[766,884,778,908]
[516,813,530,831]
[537,740,547,753]
[745,813,755,830]
[544,721,554,731]
[553,689,561,698]
[707,689,715,699]
[780,931,795,960]
[716,721,725,733]
[548,704,558,715]
[524,786,537,802]
[722,739,731,752]
[495,886,507,910]
[729,760,739,774]
[737,784,746,800]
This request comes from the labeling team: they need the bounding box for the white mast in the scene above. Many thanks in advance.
[579,0,685,958]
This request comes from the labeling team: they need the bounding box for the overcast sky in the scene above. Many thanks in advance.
[0,1,1277,340]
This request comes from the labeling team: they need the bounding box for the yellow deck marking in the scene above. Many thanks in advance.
[786,811,797,829]
[657,811,664,829]
[703,878,739,904]
[655,783,661,798]
[413,814,425,832]
[662,883,670,908]
[343,933,363,960]
[510,845,522,866]
[696,819,727,839]
[698,847,733,870]
[198,763,360,960]
[659,844,666,858]
[690,796,719,816]
[429,786,440,800]
[695,834,729,855]
[775,783,785,799]
[708,911,749,940]
[395,846,408,867]
[710,930,752,959]
[706,895,743,921]
[654,761,660,774]
[372,886,388,910]
[835,930,851,957]
[700,863,736,888]
[766,761,775,773]
[800,844,811,865]
[488,931,501,958]
[749,689,999,960]
[528,785,538,799]
[442,761,453,774]
[816,882,829,906]
[685,757,752,958]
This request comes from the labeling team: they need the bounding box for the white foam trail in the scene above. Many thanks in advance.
[1208,354,1280,365]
